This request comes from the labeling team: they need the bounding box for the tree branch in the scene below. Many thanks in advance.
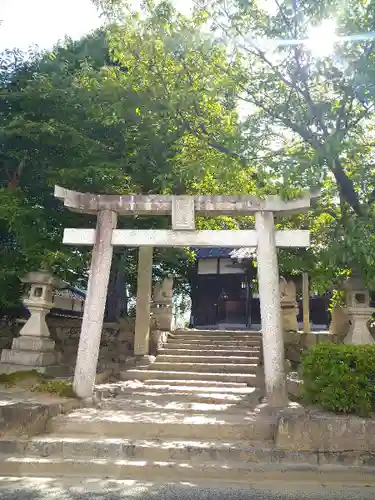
[154,58,255,170]
[331,158,363,216]
[292,47,328,135]
[7,158,25,189]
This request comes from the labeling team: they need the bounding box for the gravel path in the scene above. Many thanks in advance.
[0,478,373,500]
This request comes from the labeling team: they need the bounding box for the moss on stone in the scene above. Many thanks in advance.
[0,370,43,387]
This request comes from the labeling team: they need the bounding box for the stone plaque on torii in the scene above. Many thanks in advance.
[55,186,317,405]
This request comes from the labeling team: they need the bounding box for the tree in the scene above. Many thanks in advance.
[0,17,250,311]
[180,0,375,290]
[100,0,375,291]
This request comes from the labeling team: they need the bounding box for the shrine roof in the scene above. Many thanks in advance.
[193,247,233,259]
[194,247,257,260]
[55,284,86,299]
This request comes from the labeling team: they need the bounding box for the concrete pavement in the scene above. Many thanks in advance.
[0,478,374,500]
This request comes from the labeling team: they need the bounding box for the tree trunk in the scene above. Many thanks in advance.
[105,251,128,322]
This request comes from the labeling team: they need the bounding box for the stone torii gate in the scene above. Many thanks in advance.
[55,186,316,405]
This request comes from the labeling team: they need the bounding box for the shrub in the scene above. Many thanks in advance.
[301,343,375,417]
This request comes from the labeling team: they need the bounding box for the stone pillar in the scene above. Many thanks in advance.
[302,272,310,333]
[0,270,61,374]
[73,210,117,399]
[134,246,153,357]
[329,305,349,339]
[280,277,299,332]
[255,211,288,406]
[280,278,302,367]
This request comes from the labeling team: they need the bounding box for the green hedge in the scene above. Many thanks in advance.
[301,343,375,417]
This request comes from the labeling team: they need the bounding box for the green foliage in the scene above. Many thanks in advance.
[328,290,346,312]
[194,0,375,290]
[3,0,375,310]
[301,344,375,417]
[0,19,247,310]
[0,369,43,386]
[0,370,76,398]
[32,379,76,398]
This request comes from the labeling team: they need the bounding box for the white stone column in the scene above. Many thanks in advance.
[73,210,117,399]
[255,211,288,406]
[302,272,310,333]
[134,246,153,356]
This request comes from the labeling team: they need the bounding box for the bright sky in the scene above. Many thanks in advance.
[0,0,102,51]
[0,0,194,52]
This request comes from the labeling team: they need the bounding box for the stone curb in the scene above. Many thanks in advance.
[1,456,375,485]
[0,439,374,468]
[0,394,83,439]
[275,408,375,453]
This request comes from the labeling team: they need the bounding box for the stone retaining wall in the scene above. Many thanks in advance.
[0,320,17,351]
[0,388,82,439]
[300,331,338,349]
[284,331,338,366]
[0,316,135,375]
[276,408,375,464]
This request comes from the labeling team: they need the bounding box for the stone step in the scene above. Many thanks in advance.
[120,369,260,385]
[96,392,260,412]
[156,354,260,364]
[47,408,275,441]
[159,347,261,356]
[96,381,262,399]
[167,337,262,350]
[164,343,262,352]
[116,389,259,403]
[0,436,278,464]
[171,334,262,341]
[167,338,262,346]
[143,379,256,388]
[175,329,261,336]
[2,455,374,483]
[151,362,260,374]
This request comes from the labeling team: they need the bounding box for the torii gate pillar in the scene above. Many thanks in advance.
[134,246,153,357]
[73,210,117,399]
[255,211,287,406]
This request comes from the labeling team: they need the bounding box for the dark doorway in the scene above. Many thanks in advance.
[194,274,250,327]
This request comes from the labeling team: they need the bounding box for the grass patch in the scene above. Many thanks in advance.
[0,370,76,398]
[32,379,76,398]
[0,370,43,387]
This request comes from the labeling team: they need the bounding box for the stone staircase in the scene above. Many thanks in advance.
[120,329,264,388]
[2,329,358,484]
[0,329,282,482]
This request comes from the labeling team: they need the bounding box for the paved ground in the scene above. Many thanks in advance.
[0,478,373,500]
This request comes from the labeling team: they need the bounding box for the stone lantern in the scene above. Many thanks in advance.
[0,270,61,373]
[343,276,375,345]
